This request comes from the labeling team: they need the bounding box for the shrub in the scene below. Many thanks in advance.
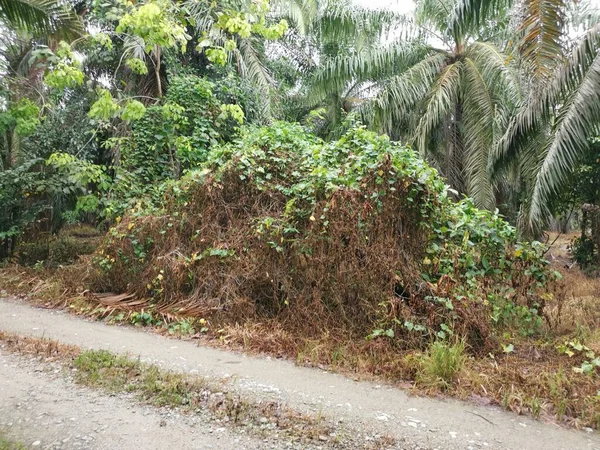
[16,240,50,266]
[94,122,560,351]
[16,226,102,267]
[48,237,97,266]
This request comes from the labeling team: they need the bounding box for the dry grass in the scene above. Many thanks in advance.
[0,258,96,309]
[0,331,80,360]
[544,232,600,342]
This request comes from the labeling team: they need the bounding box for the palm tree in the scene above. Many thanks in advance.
[356,0,521,209]
[273,0,406,136]
[456,0,600,234]
[492,24,600,235]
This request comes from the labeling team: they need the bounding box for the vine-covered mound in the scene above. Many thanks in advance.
[95,123,559,351]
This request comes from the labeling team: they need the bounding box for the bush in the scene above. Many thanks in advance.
[17,240,50,266]
[48,237,97,266]
[94,122,560,351]
[103,75,241,220]
[17,226,102,267]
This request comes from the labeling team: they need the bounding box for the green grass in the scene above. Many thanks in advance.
[417,340,467,389]
[72,349,331,440]
[0,435,26,450]
[73,350,221,408]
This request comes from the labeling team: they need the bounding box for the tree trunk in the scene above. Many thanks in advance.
[581,204,600,265]
[448,103,466,196]
[155,46,162,98]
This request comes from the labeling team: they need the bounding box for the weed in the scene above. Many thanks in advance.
[22,341,336,444]
[417,340,466,389]
[529,396,542,418]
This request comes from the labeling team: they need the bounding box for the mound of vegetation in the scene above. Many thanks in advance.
[94,123,560,351]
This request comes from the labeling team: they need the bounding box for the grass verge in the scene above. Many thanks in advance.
[0,435,25,450]
[0,332,393,449]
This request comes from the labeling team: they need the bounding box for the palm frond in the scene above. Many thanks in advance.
[462,57,495,208]
[415,0,457,41]
[0,0,82,38]
[413,60,462,155]
[450,0,512,34]
[517,0,567,80]
[235,38,275,120]
[307,42,434,107]
[315,4,402,44]
[368,51,449,135]
[495,24,600,231]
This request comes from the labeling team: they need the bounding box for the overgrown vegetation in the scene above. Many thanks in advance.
[92,123,560,354]
[1,0,600,435]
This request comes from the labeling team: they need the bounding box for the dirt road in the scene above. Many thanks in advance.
[0,297,598,450]
[0,350,271,450]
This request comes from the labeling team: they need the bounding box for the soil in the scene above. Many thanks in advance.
[0,297,599,450]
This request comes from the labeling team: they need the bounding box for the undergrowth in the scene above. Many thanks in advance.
[93,123,561,353]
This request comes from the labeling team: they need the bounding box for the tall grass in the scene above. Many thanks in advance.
[418,340,466,389]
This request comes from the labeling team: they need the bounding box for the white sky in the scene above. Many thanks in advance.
[355,0,600,11]
[356,0,415,12]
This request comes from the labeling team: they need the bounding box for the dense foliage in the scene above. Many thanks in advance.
[0,0,597,317]
[94,123,560,349]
